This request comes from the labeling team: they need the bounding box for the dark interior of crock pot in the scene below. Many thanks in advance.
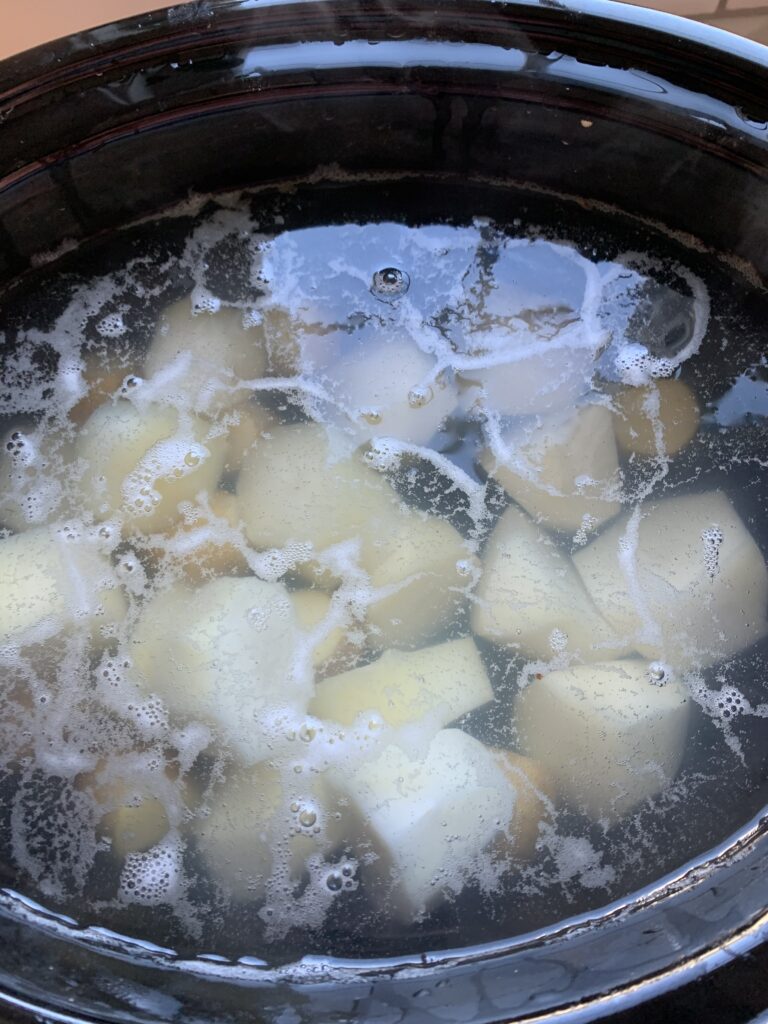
[0,1,767,1021]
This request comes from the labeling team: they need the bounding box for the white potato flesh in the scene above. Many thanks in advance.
[290,589,352,672]
[144,299,267,414]
[322,336,457,445]
[130,577,308,763]
[309,638,493,729]
[472,505,631,661]
[223,401,275,473]
[612,378,700,457]
[361,509,479,648]
[237,422,401,559]
[192,765,331,901]
[76,400,228,533]
[492,750,555,861]
[515,659,691,821]
[573,491,768,668]
[0,525,126,648]
[331,728,515,917]
[480,404,622,533]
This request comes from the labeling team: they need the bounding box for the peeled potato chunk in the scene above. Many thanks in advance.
[290,589,360,675]
[612,378,700,457]
[223,401,274,473]
[0,525,126,648]
[237,422,401,572]
[492,750,555,861]
[330,728,515,918]
[323,336,457,445]
[69,348,137,426]
[310,638,493,730]
[480,404,622,534]
[573,491,768,668]
[362,509,479,648]
[144,299,267,414]
[150,491,249,584]
[192,764,336,901]
[76,400,228,533]
[472,505,630,662]
[131,577,309,763]
[515,660,691,822]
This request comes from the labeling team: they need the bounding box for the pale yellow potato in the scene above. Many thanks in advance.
[612,378,700,457]
[515,660,690,822]
[149,490,249,584]
[69,349,137,426]
[492,750,555,861]
[328,729,515,918]
[309,638,493,729]
[480,404,622,534]
[237,422,401,578]
[144,299,267,414]
[290,589,360,675]
[224,401,274,473]
[76,400,228,533]
[472,505,631,662]
[0,525,126,649]
[362,509,479,648]
[573,490,768,668]
[192,764,335,901]
[131,576,308,763]
[260,303,340,377]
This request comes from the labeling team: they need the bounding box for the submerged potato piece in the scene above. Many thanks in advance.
[192,764,335,901]
[573,491,768,668]
[144,299,267,414]
[310,638,493,730]
[515,660,691,822]
[290,589,360,674]
[492,750,555,861]
[69,348,137,426]
[131,577,308,763]
[150,491,249,584]
[324,337,457,446]
[237,422,400,560]
[472,505,630,662]
[480,405,622,533]
[99,787,171,859]
[224,401,274,473]
[260,303,340,377]
[0,525,126,648]
[331,729,515,917]
[612,378,700,457]
[76,400,228,533]
[362,510,479,648]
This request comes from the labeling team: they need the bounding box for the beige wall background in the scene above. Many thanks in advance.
[0,0,766,60]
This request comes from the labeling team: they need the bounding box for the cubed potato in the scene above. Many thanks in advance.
[492,750,555,861]
[515,659,690,821]
[290,589,361,675]
[76,400,228,533]
[323,336,457,445]
[362,509,479,648]
[69,348,137,426]
[149,491,249,584]
[192,764,336,901]
[330,728,515,918]
[480,405,622,534]
[472,505,631,662]
[573,491,768,668]
[236,422,401,577]
[0,525,126,649]
[223,401,275,473]
[309,638,493,730]
[130,577,308,763]
[612,378,700,457]
[144,299,267,414]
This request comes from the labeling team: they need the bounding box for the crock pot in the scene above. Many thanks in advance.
[0,1,767,1021]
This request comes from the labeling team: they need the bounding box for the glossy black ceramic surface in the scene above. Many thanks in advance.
[0,1,767,1021]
